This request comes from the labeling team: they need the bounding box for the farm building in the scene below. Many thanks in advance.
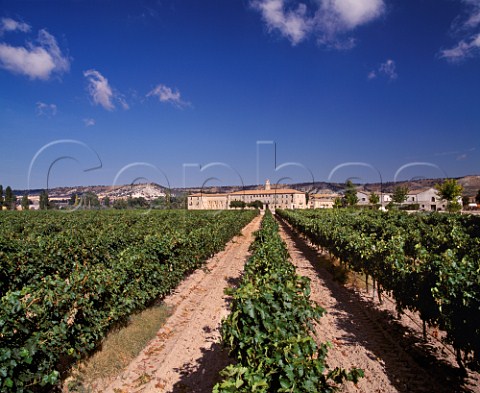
[187,180,307,210]
[308,193,340,209]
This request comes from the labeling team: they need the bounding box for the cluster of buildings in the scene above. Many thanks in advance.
[187,180,459,211]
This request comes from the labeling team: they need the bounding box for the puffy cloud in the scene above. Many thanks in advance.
[84,69,114,110]
[147,84,190,108]
[368,59,397,80]
[36,101,57,116]
[83,118,96,127]
[83,69,130,111]
[0,28,70,80]
[0,17,31,34]
[250,0,385,48]
[317,0,384,47]
[440,0,480,61]
[251,0,313,45]
[321,0,385,29]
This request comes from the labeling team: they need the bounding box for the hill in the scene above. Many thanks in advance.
[12,175,480,200]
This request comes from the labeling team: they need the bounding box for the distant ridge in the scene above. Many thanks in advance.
[13,175,480,199]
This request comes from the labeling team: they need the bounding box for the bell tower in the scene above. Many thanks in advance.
[265,179,271,190]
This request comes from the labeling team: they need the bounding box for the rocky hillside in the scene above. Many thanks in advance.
[13,175,480,199]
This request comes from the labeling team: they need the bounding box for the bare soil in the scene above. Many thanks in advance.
[100,214,263,393]
[277,217,480,393]
[85,213,479,393]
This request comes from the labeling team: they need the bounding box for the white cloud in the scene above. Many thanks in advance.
[316,0,385,47]
[250,0,385,48]
[251,0,313,45]
[83,118,96,127]
[147,84,190,108]
[36,101,57,116]
[117,95,130,110]
[0,28,70,80]
[379,59,397,79]
[440,33,480,61]
[84,69,114,110]
[83,69,129,111]
[440,1,480,61]
[368,59,397,80]
[464,3,480,28]
[321,0,385,29]
[0,17,31,35]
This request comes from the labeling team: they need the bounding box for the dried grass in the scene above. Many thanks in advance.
[65,303,171,392]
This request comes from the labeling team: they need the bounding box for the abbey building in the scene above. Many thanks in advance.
[187,180,307,210]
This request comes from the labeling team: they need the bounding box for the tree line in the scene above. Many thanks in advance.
[0,186,189,211]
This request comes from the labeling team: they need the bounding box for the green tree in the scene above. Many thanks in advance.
[0,185,3,208]
[230,200,246,209]
[4,186,15,210]
[475,189,480,204]
[392,185,409,205]
[103,196,111,208]
[368,192,380,206]
[68,193,77,206]
[80,192,100,209]
[173,194,188,209]
[343,180,358,207]
[165,190,172,209]
[127,196,148,209]
[21,194,30,210]
[113,199,128,209]
[435,179,464,213]
[247,200,263,209]
[333,197,343,209]
[39,190,49,210]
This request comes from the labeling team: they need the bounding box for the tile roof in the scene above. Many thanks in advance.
[189,189,304,197]
[189,193,229,197]
[229,189,304,195]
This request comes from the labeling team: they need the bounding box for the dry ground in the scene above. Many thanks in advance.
[76,213,479,393]
[277,217,480,393]
[100,214,262,393]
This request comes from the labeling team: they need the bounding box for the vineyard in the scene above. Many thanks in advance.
[1,208,479,392]
[276,208,480,370]
[0,210,257,392]
[214,211,363,392]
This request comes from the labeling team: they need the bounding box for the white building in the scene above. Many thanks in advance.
[357,187,459,211]
[406,188,450,211]
[356,191,392,206]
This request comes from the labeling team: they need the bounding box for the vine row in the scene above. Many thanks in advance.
[276,209,480,369]
[0,210,257,392]
[214,211,363,392]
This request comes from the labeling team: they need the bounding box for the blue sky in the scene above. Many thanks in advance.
[1,0,479,190]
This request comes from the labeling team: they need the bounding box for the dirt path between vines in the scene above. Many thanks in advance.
[99,215,262,393]
[90,212,479,393]
[277,217,480,393]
